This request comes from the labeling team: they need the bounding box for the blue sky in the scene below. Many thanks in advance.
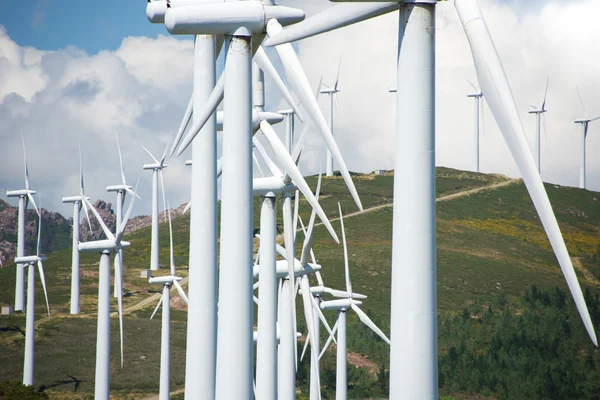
[0,0,176,54]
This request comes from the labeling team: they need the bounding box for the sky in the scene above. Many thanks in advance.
[1,0,600,218]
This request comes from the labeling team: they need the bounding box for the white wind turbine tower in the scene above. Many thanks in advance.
[528,78,549,175]
[321,58,342,177]
[142,140,169,271]
[574,88,600,190]
[160,3,363,398]
[148,203,189,400]
[62,145,92,315]
[6,131,40,312]
[107,134,139,299]
[318,203,390,400]
[266,0,598,397]
[467,81,483,173]
[79,185,136,400]
[14,198,50,386]
[280,109,296,153]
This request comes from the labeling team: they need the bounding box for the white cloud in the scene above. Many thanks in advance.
[1,0,600,219]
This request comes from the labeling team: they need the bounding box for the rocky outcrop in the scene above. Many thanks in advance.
[80,200,116,241]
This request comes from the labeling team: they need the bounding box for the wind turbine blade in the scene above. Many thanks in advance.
[176,72,225,156]
[82,196,115,240]
[261,122,339,243]
[315,271,324,288]
[37,260,50,318]
[115,133,127,185]
[216,158,223,179]
[160,130,173,164]
[576,87,587,118]
[78,141,84,193]
[264,3,399,47]
[542,77,549,111]
[125,186,141,201]
[252,151,265,177]
[456,0,598,346]
[267,20,363,212]
[150,295,163,320]
[292,189,300,240]
[467,80,478,92]
[20,128,31,190]
[300,173,323,265]
[80,195,94,235]
[300,331,310,362]
[254,46,304,123]
[116,179,140,244]
[183,200,191,215]
[319,318,338,360]
[338,203,352,296]
[142,146,160,164]
[253,137,283,177]
[590,116,600,122]
[159,170,167,223]
[169,94,193,157]
[167,201,175,275]
[36,197,42,256]
[334,56,342,91]
[323,287,351,298]
[173,280,189,304]
[350,303,390,345]
[27,192,40,217]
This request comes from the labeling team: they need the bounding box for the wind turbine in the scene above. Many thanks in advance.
[574,88,600,189]
[528,78,549,175]
[265,0,598,397]
[467,81,483,173]
[320,58,342,177]
[79,184,137,400]
[14,198,50,386]
[318,203,390,400]
[62,144,91,315]
[6,131,40,312]
[279,109,296,153]
[107,134,139,299]
[141,139,169,271]
[148,203,189,400]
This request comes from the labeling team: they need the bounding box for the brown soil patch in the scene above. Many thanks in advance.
[572,257,596,283]
[347,351,378,374]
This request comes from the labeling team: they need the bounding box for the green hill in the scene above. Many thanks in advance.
[0,168,599,399]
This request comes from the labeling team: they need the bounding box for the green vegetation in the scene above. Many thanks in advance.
[1,168,599,399]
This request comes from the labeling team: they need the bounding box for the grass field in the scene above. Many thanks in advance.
[1,167,598,399]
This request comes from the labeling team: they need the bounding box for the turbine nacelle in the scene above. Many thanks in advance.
[165,1,305,35]
[6,189,35,198]
[320,298,362,311]
[106,184,132,192]
[62,195,89,204]
[142,163,167,170]
[149,275,183,285]
[216,110,284,132]
[252,176,295,197]
[79,240,131,253]
[14,255,47,264]
[309,285,367,299]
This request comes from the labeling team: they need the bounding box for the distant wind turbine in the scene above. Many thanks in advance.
[6,130,40,312]
[528,78,549,175]
[321,58,342,177]
[15,197,50,386]
[467,81,484,173]
[148,203,189,400]
[79,183,137,399]
[62,143,91,315]
[142,137,170,271]
[574,87,600,189]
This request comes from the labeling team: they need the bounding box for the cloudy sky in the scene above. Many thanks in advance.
[1,0,599,217]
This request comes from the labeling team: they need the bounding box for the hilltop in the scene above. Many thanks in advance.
[0,167,599,399]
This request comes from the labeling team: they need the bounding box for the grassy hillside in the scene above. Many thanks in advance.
[0,168,599,399]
